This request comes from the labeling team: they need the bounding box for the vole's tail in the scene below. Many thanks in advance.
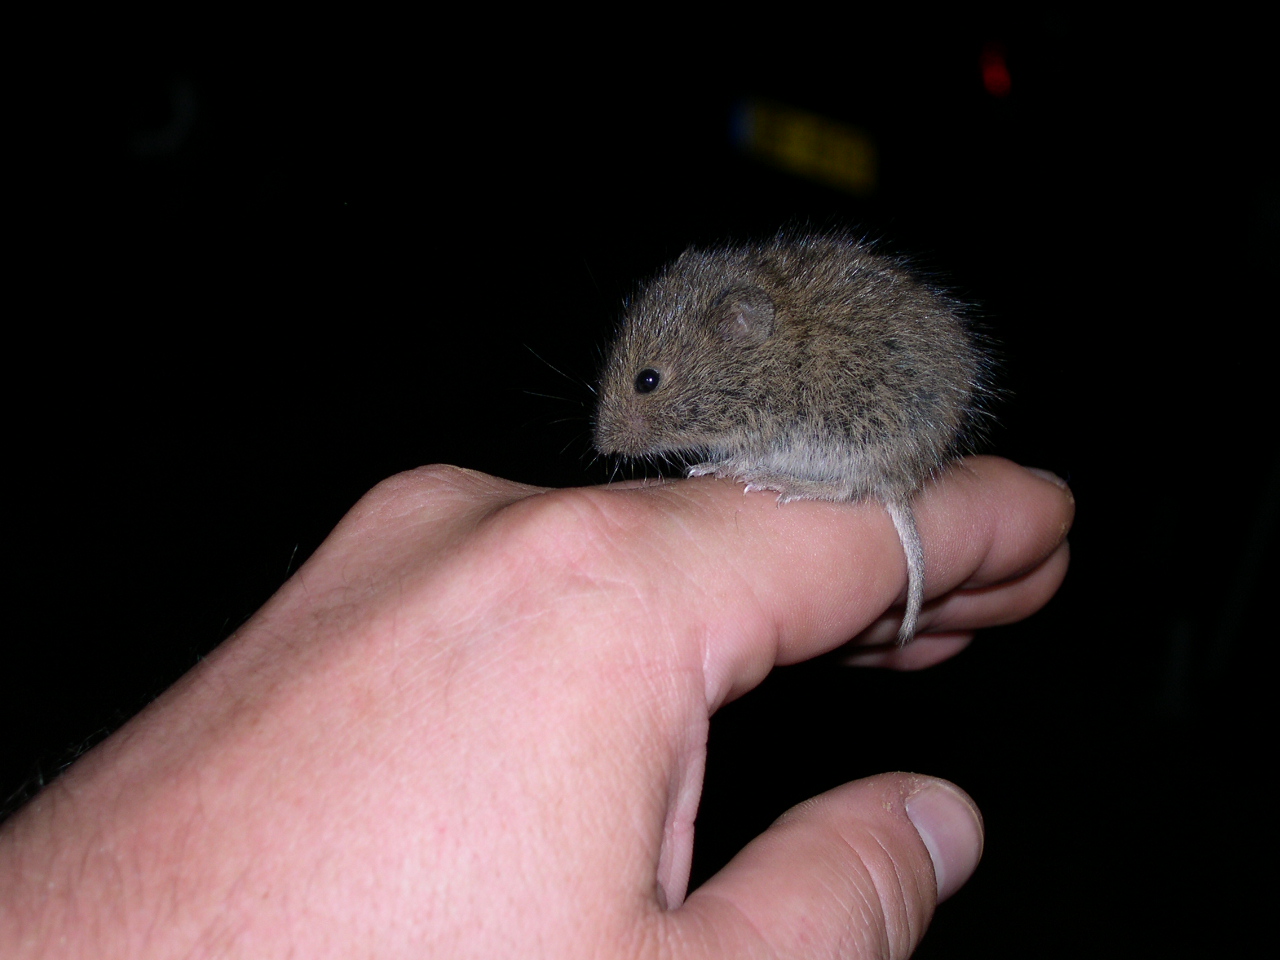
[886,500,924,645]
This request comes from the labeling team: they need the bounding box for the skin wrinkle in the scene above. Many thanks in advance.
[683,551,770,713]
[190,763,280,956]
[743,790,928,960]
[167,545,506,952]
[940,543,1071,627]
[571,572,714,914]
[924,543,1068,641]
[192,859,255,959]
[815,835,887,960]
[972,483,1063,584]
[365,555,573,723]
[592,480,916,690]
[555,512,716,701]
[685,887,775,959]
[445,591,670,926]
[779,832,884,960]
[604,483,844,665]
[617,915,666,960]
[859,831,919,960]
[681,807,897,960]
[662,501,787,711]
[463,504,711,916]
[163,771,214,948]
[471,498,681,653]
[352,466,514,534]
[825,865,884,960]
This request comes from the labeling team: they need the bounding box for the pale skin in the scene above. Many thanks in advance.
[0,456,1072,959]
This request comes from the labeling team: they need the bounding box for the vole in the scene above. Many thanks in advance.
[592,231,993,645]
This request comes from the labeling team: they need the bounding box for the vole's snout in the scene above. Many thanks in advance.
[592,405,654,458]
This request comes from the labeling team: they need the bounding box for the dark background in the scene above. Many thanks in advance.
[9,15,1275,957]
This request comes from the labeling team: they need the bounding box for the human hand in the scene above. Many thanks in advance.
[0,456,1072,958]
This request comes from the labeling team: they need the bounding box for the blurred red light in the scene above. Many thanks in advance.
[981,42,1012,98]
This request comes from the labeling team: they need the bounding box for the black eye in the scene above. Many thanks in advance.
[634,369,660,394]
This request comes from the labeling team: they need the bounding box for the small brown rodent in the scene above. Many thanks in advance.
[593,231,993,644]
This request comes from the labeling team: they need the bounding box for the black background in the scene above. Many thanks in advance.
[8,15,1275,957]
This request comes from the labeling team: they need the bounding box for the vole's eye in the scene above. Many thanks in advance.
[634,369,660,394]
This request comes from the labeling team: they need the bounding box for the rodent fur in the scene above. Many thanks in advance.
[593,230,993,643]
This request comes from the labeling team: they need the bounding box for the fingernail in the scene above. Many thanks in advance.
[905,780,984,902]
[1024,467,1068,489]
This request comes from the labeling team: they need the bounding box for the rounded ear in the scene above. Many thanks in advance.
[712,285,775,345]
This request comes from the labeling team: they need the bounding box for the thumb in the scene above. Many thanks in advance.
[671,774,983,959]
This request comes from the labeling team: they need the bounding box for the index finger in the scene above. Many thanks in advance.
[577,456,1072,710]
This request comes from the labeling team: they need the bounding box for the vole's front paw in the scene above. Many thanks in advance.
[688,464,850,502]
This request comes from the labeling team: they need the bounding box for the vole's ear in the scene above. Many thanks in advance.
[712,285,774,345]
